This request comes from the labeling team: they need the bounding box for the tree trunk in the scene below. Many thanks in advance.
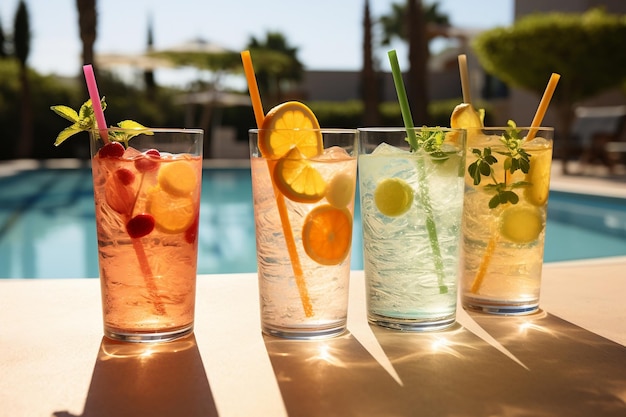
[361,0,381,126]
[407,0,429,125]
[76,0,96,67]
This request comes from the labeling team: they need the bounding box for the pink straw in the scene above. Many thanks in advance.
[82,64,110,143]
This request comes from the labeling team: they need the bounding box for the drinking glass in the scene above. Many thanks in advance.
[249,128,358,339]
[358,127,466,331]
[89,128,203,342]
[461,127,554,315]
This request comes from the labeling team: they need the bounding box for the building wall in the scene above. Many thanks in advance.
[301,69,463,103]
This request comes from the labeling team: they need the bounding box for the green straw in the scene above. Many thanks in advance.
[387,50,447,294]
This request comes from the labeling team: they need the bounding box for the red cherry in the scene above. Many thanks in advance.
[98,142,125,158]
[115,168,135,185]
[126,214,155,238]
[135,149,161,172]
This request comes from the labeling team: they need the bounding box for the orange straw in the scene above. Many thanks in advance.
[240,50,314,318]
[470,73,561,294]
[458,54,472,105]
[526,73,560,141]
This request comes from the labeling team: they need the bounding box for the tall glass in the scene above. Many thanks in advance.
[249,129,358,339]
[358,127,466,331]
[89,128,203,342]
[461,127,554,315]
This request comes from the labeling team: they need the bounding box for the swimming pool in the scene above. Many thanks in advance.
[1,165,626,279]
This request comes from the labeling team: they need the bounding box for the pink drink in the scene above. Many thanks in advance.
[90,129,203,342]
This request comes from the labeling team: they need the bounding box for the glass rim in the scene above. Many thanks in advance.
[89,127,204,135]
[357,127,465,132]
[473,126,554,132]
[249,128,357,134]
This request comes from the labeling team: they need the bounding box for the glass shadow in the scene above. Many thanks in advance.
[53,333,218,417]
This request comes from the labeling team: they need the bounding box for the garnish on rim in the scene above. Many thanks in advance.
[51,98,151,147]
[258,101,322,159]
[466,121,532,209]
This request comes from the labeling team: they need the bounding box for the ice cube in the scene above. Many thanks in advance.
[371,142,409,156]
[319,146,351,160]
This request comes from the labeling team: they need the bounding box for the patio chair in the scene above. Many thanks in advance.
[571,105,626,173]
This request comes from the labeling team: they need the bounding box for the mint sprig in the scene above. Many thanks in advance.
[467,120,532,209]
[51,98,151,147]
[407,127,452,161]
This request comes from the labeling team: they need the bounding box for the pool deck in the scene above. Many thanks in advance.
[549,160,626,199]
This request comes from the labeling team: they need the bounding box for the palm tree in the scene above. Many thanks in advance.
[143,15,157,98]
[380,1,450,124]
[14,0,33,158]
[246,31,303,107]
[76,0,97,68]
[361,0,381,125]
[0,16,7,58]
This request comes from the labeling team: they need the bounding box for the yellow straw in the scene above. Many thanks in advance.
[240,50,314,318]
[470,73,561,294]
[458,54,472,105]
[526,73,561,141]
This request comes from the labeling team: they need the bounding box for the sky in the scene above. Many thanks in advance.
[0,0,513,87]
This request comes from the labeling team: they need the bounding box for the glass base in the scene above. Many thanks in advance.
[104,323,194,343]
[368,312,456,332]
[262,322,347,340]
[463,296,539,316]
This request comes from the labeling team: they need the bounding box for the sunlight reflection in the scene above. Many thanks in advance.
[518,320,556,337]
[304,342,348,368]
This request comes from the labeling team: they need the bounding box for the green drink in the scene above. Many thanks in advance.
[358,127,466,331]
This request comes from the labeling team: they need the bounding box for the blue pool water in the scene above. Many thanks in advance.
[1,167,626,279]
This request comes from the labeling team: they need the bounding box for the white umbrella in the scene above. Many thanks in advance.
[95,52,174,70]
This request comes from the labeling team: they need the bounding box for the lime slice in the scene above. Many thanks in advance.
[374,178,413,217]
[500,205,544,244]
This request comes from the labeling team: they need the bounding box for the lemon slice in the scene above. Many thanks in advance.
[450,103,483,130]
[500,205,544,244]
[524,149,552,206]
[259,101,322,158]
[374,178,414,217]
[302,205,352,266]
[273,147,326,203]
[158,160,198,197]
[147,186,196,234]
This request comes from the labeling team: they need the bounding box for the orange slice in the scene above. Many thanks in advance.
[302,205,352,266]
[273,147,326,203]
[259,101,322,158]
[158,160,198,197]
[146,186,196,234]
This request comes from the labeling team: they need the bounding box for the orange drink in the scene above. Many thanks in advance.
[90,128,203,342]
[249,102,357,339]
